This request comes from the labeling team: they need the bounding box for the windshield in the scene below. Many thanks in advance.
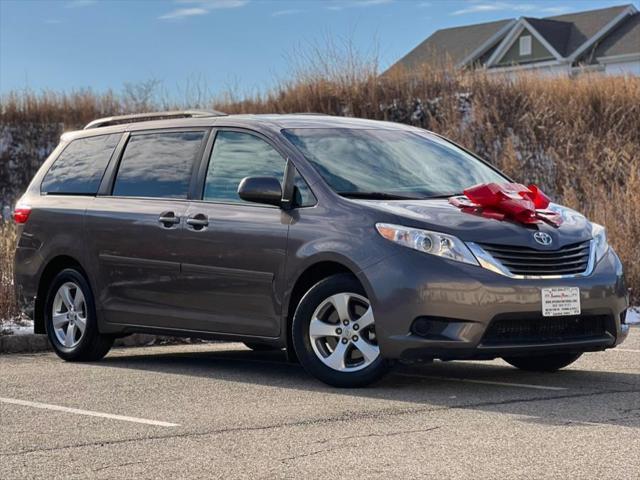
[283,128,506,199]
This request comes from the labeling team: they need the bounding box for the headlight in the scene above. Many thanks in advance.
[592,223,609,263]
[376,223,479,266]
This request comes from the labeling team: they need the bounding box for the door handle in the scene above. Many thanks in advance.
[186,214,209,230]
[158,211,180,228]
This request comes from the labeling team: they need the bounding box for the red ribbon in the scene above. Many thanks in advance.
[449,183,562,227]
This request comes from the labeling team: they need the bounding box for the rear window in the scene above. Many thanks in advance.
[112,131,206,199]
[41,134,121,195]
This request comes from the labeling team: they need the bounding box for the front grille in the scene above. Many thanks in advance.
[482,315,609,346]
[479,240,591,276]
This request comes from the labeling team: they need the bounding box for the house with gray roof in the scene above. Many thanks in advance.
[387,4,639,76]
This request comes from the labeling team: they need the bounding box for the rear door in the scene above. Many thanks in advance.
[85,128,209,329]
[179,129,290,336]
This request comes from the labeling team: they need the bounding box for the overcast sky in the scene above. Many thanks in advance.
[0,0,632,99]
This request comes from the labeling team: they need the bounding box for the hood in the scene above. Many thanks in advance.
[358,199,593,250]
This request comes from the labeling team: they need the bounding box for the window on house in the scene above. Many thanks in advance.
[519,35,532,56]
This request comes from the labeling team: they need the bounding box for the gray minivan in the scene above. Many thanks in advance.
[13,111,630,387]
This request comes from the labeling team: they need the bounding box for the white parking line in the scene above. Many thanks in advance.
[396,373,567,391]
[0,397,180,427]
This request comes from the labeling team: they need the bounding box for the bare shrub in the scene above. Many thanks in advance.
[0,223,18,323]
[122,79,163,112]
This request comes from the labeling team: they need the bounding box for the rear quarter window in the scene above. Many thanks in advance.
[41,134,121,195]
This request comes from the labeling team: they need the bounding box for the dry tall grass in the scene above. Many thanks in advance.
[0,65,639,319]
[0,223,18,323]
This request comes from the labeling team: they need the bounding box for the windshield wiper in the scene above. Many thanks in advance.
[338,191,425,200]
[423,192,463,199]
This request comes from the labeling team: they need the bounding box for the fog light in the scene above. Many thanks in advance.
[412,318,433,337]
[411,317,451,339]
[411,316,470,341]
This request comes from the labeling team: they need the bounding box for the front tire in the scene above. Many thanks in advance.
[292,274,387,387]
[503,352,582,372]
[45,268,113,361]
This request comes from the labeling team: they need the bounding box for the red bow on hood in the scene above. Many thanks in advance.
[449,183,562,227]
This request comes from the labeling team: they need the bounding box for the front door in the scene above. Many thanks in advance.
[179,130,290,336]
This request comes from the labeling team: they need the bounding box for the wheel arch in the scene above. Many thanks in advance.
[34,255,89,334]
[284,259,365,362]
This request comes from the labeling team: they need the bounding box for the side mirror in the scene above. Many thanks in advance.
[238,176,283,207]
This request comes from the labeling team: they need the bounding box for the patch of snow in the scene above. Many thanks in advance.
[627,307,640,325]
[0,317,34,336]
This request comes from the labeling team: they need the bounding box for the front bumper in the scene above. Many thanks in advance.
[359,248,629,361]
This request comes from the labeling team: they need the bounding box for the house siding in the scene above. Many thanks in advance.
[497,29,555,66]
[603,59,640,75]
[489,63,571,78]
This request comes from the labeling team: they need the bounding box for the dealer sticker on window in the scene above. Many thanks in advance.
[541,287,581,317]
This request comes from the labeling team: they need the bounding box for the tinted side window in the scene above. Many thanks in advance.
[293,172,316,207]
[113,131,205,199]
[204,131,285,204]
[41,134,121,195]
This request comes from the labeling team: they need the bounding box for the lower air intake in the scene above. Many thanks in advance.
[482,315,610,345]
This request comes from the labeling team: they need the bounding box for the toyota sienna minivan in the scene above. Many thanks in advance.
[13,111,630,387]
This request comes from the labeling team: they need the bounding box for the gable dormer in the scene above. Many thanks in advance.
[486,18,565,68]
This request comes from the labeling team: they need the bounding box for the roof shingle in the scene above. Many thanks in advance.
[592,13,640,59]
[523,18,573,56]
[386,19,514,73]
[543,4,633,56]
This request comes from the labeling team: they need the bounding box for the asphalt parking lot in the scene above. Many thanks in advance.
[1,329,639,480]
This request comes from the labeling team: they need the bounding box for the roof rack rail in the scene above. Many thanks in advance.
[83,110,227,130]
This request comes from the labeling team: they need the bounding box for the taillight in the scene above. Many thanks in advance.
[12,206,31,224]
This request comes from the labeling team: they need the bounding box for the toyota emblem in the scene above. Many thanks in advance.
[533,231,553,246]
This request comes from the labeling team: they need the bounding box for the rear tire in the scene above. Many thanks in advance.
[503,352,582,372]
[45,268,113,361]
[292,274,388,387]
[243,342,282,352]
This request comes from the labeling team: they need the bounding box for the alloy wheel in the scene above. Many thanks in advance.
[51,282,87,348]
[308,292,380,372]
